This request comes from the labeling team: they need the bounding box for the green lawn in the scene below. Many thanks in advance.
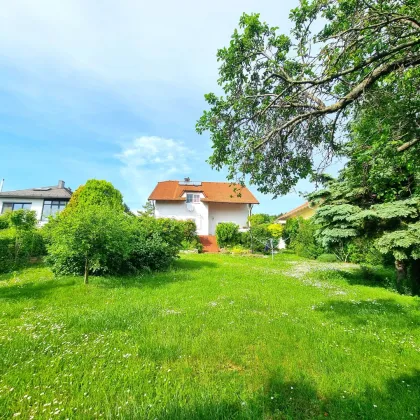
[1,254,419,419]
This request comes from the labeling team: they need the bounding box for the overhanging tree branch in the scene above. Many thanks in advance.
[255,54,420,150]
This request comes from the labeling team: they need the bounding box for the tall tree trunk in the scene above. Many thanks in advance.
[84,258,89,285]
[395,260,406,293]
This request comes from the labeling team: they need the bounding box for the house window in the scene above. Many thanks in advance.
[42,200,68,220]
[1,202,32,213]
[186,193,200,203]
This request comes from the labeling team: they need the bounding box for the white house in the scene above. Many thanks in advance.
[0,180,72,224]
[148,180,259,236]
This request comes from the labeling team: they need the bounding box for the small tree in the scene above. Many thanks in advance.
[138,201,155,217]
[47,206,130,284]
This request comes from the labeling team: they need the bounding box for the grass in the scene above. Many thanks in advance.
[0,253,419,419]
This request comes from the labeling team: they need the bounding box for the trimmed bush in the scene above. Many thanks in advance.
[317,253,338,263]
[216,222,240,248]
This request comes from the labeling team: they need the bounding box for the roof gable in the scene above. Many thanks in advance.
[148,181,259,204]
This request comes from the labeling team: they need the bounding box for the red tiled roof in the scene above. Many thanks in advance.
[148,181,259,204]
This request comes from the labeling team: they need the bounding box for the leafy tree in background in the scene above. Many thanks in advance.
[197,1,420,195]
[248,213,271,226]
[138,201,155,217]
[282,217,323,259]
[63,179,124,215]
[248,213,278,226]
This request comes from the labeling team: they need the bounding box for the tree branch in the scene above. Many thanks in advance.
[255,54,420,150]
[397,138,420,152]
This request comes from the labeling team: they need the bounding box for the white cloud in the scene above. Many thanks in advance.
[0,0,299,128]
[116,136,197,209]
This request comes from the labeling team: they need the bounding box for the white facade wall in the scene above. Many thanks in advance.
[0,198,45,221]
[208,203,250,235]
[154,195,209,235]
[154,198,252,236]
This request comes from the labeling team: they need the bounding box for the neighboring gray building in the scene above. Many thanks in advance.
[0,180,72,224]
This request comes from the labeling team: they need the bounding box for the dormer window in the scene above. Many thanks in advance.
[186,193,200,204]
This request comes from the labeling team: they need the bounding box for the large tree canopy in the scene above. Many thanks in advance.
[309,100,420,291]
[197,0,420,196]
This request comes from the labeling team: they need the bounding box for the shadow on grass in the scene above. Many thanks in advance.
[0,278,76,301]
[151,371,420,419]
[315,298,420,328]
[335,266,396,289]
[97,258,218,289]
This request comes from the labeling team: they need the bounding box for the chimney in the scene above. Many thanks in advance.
[58,180,65,189]
[184,177,190,182]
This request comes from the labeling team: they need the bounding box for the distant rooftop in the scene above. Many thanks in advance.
[0,180,72,199]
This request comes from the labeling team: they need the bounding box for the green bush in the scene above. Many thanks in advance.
[177,219,203,252]
[250,224,271,252]
[179,219,198,242]
[0,213,10,230]
[282,218,300,247]
[0,230,15,272]
[0,210,45,273]
[239,230,251,248]
[46,181,190,281]
[128,232,178,272]
[47,211,187,279]
[317,253,338,263]
[216,222,240,248]
[347,237,387,266]
[267,223,283,239]
[0,228,46,273]
[290,218,324,259]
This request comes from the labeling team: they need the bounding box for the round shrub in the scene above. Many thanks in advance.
[216,222,240,247]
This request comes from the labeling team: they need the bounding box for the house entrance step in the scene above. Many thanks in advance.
[199,235,219,253]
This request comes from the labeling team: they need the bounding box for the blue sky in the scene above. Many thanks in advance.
[0,0,344,214]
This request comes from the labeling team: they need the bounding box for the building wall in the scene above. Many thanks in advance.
[208,202,249,235]
[0,198,45,221]
[154,199,251,236]
[154,196,209,235]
